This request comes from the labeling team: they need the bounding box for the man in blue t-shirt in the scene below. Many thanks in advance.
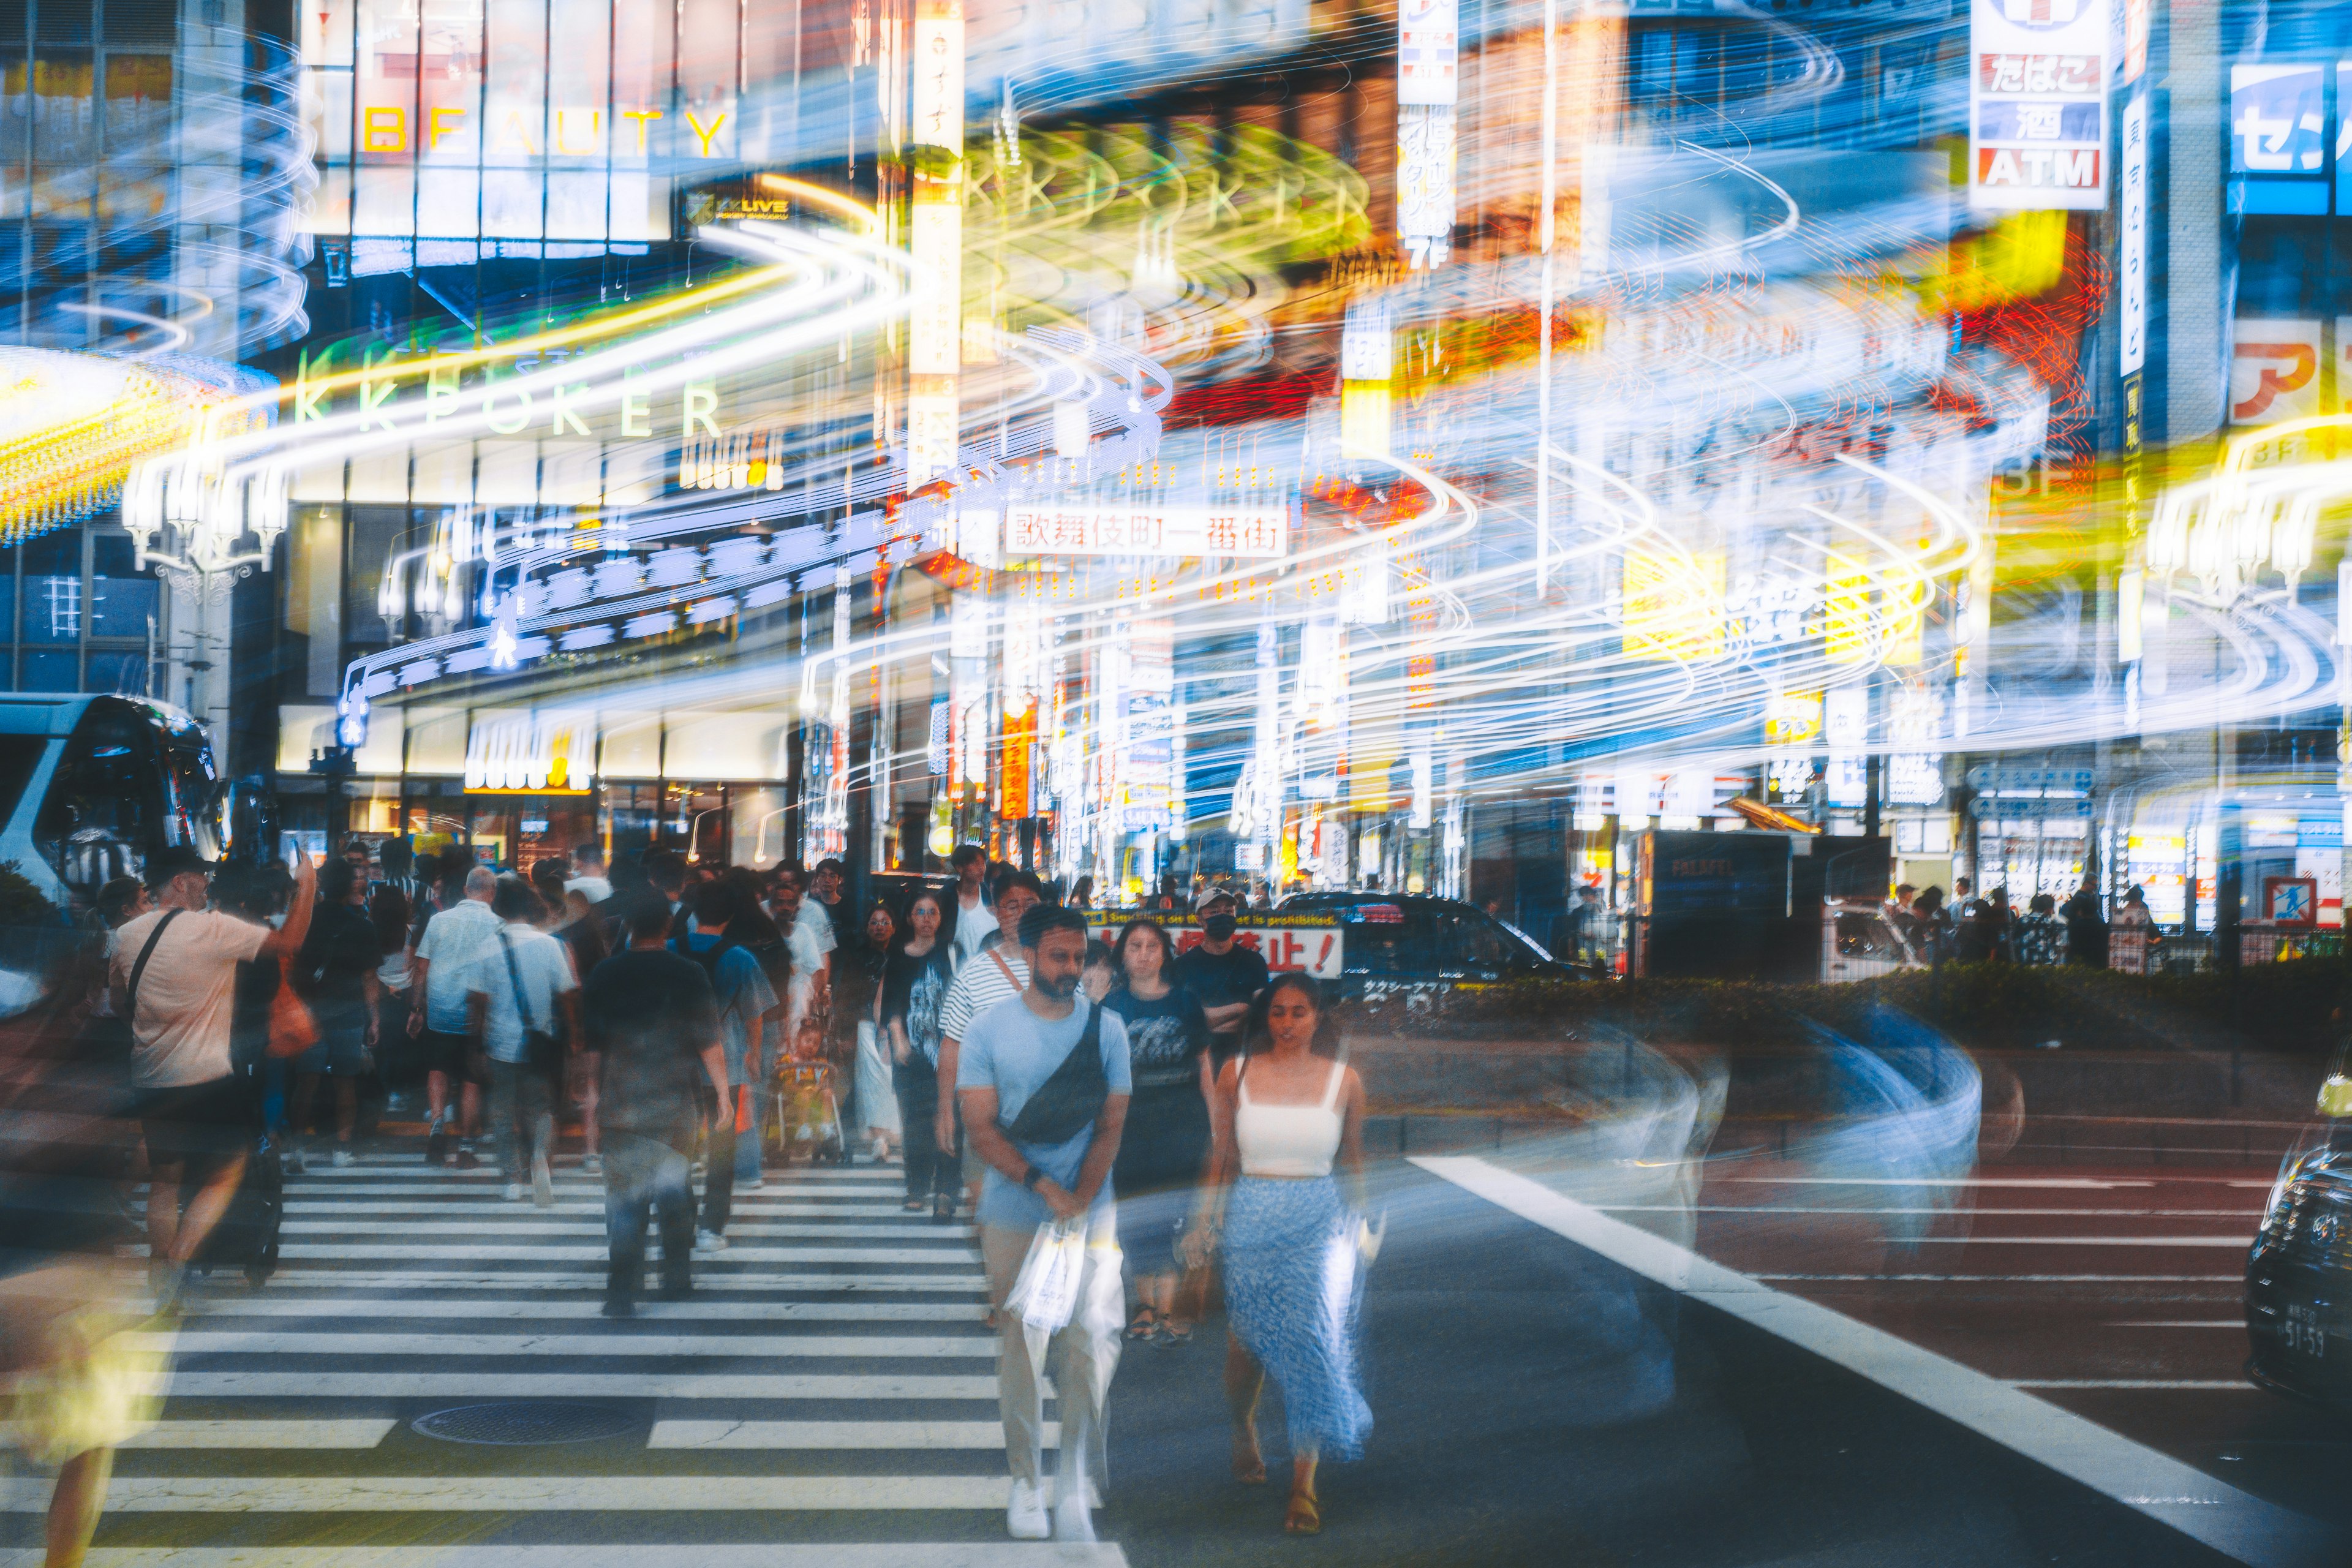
[959,906,1131,1545]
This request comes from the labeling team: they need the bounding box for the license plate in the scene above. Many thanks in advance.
[2282,1303,2329,1361]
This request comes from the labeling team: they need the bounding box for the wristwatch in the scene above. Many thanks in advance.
[1022,1164,1047,1191]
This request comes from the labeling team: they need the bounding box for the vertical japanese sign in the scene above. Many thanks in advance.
[906,0,965,481]
[1969,0,2110,211]
[1395,0,1458,268]
[2120,90,2148,375]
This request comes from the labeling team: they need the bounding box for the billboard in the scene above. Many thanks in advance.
[2231,64,2328,213]
[301,0,750,269]
[2230,319,2323,426]
[1968,0,2109,211]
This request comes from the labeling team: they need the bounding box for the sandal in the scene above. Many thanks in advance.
[1125,1308,1159,1342]
[1284,1488,1321,1534]
[1157,1321,1193,1348]
[902,1197,926,1212]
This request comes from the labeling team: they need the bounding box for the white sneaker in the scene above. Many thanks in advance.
[532,1155,554,1207]
[694,1229,728,1253]
[738,1176,764,1192]
[1052,1496,1095,1543]
[503,1182,525,1202]
[581,1153,602,1176]
[331,1148,356,1169]
[1005,1478,1050,1540]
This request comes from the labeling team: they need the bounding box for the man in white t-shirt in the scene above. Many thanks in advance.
[409,867,500,1166]
[109,845,316,1298]
[459,874,582,1206]
[770,866,828,1046]
[932,872,1042,1185]
[565,842,613,906]
[948,844,998,965]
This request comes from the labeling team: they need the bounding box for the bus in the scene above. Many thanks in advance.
[0,693,242,913]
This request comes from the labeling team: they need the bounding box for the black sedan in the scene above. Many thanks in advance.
[2246,1143,2352,1401]
[1272,892,1591,996]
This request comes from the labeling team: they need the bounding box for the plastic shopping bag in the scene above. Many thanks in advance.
[1003,1220,1085,1336]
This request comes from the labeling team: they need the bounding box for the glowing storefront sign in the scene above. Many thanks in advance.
[1969,0,2110,211]
[301,0,748,269]
[1004,504,1289,558]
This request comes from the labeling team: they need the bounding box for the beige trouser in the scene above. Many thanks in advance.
[981,1213,1118,1494]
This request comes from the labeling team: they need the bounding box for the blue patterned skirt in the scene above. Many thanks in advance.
[1222,1175,1373,1461]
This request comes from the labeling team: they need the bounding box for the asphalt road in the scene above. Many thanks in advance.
[0,1139,2296,1568]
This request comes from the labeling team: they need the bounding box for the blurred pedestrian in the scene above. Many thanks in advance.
[839,900,901,1163]
[883,888,957,1215]
[2013,892,2067,966]
[378,839,424,908]
[1103,917,1212,1347]
[2109,885,2157,974]
[1172,889,1268,1072]
[566,842,613,906]
[767,865,827,1055]
[1186,972,1371,1535]
[1080,940,1117,1002]
[110,846,315,1306]
[409,866,498,1167]
[673,877,778,1247]
[532,864,610,1174]
[1910,886,1952,962]
[2060,878,2108,967]
[287,859,383,1170]
[1071,875,1096,912]
[948,843,998,963]
[958,907,1131,1544]
[583,891,728,1316]
[459,875,579,1207]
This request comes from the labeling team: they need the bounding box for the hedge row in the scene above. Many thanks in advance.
[1336,959,2352,1055]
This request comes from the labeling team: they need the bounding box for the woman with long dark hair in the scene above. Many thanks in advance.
[840,900,902,1163]
[1102,917,1212,1345]
[1185,972,1371,1534]
[880,887,956,1215]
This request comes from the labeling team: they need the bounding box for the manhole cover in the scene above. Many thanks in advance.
[411,1403,638,1446]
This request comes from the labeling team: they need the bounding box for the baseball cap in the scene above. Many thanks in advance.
[143,845,216,888]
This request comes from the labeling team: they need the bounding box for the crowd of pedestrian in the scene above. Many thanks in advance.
[0,832,1374,1559]
[1881,875,2152,973]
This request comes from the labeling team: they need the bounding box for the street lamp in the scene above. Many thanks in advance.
[121,451,290,745]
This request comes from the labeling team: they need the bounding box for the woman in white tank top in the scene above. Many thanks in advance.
[1183,973,1371,1535]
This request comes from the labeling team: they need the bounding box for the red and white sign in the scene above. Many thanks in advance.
[1005,504,1289,559]
[2230,318,2323,426]
[1085,921,1344,978]
[1970,0,2108,211]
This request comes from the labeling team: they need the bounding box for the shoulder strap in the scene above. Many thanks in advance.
[497,927,538,1031]
[126,908,183,1026]
[987,945,1021,991]
[1319,1057,1346,1110]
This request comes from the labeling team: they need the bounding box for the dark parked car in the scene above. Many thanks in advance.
[2247,1140,2352,1402]
[1272,892,1588,996]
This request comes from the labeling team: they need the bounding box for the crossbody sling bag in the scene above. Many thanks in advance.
[497,929,564,1081]
[1000,997,1108,1146]
[124,908,184,1041]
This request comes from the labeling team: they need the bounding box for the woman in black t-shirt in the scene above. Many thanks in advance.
[1102,916,1212,1344]
[880,889,957,1214]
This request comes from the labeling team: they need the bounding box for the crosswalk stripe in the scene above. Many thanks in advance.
[154,1331,992,1358]
[261,1245,982,1265]
[214,1272,988,1292]
[176,1298,984,1322]
[165,1371,1017,1398]
[283,1185,911,1201]
[281,1220,975,1240]
[0,1547,1126,1567]
[650,1420,1055,1449]
[284,1202,929,1219]
[124,1421,398,1449]
[0,1476,1019,1512]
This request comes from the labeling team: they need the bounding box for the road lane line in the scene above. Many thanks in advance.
[162,1372,1018,1399]
[1717,1177,2158,1189]
[1909,1236,2249,1247]
[2112,1321,2244,1329]
[151,1332,991,1359]
[2013,1380,2253,1390]
[123,1421,397,1449]
[1414,1155,2335,1568]
[649,1420,1057,1449]
[1613,1206,2263,1218]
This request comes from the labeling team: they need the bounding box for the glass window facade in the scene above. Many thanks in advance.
[0,521,157,693]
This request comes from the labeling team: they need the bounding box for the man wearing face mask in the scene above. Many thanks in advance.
[1172,889,1269,1074]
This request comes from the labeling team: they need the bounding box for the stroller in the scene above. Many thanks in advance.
[772,1061,850,1166]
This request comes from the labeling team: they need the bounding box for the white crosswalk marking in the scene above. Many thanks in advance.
[92,1157,1110,1561]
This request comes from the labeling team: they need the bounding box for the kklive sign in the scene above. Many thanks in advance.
[1086,919,1344,979]
[1005,504,1290,559]
[1969,0,2111,211]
